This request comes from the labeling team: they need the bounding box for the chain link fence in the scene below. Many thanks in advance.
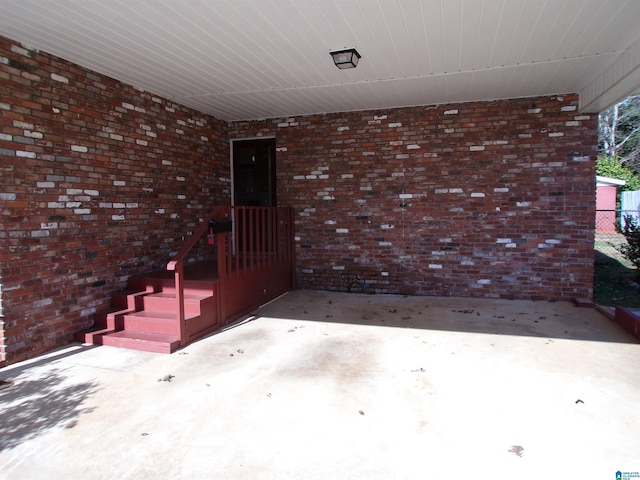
[595,210,639,257]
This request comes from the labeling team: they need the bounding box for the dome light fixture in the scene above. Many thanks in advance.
[330,48,361,69]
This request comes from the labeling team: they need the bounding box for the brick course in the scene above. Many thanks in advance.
[1,34,597,366]
[0,36,229,365]
[229,98,597,301]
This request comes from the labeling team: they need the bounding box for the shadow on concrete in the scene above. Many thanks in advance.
[594,250,640,308]
[254,290,640,344]
[0,369,97,451]
[0,344,100,377]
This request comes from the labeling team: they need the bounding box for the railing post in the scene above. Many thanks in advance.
[167,205,228,345]
[173,261,187,347]
[166,205,295,340]
[289,206,297,289]
[217,231,228,322]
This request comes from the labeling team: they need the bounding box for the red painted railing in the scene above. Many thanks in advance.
[166,206,294,346]
[223,206,295,278]
[167,206,229,346]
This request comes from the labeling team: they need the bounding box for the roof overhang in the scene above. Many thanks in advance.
[596,176,627,187]
[580,35,640,112]
[1,0,640,121]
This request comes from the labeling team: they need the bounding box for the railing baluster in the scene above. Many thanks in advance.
[174,263,186,346]
[261,207,266,268]
[250,208,255,271]
[233,207,239,276]
[257,207,262,269]
[165,205,295,349]
[270,208,276,265]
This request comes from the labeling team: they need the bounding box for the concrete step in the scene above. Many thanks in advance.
[101,330,181,354]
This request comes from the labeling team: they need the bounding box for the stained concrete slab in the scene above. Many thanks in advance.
[1,290,639,479]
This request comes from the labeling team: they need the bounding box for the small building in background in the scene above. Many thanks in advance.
[596,176,626,233]
[621,190,640,225]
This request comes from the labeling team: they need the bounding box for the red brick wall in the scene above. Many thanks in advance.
[230,97,597,300]
[0,37,230,365]
[0,33,599,366]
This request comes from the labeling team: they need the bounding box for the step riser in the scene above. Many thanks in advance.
[105,310,134,330]
[154,287,216,297]
[123,315,182,336]
[113,291,151,310]
[142,297,205,314]
[128,278,215,295]
[82,268,222,354]
[76,329,115,344]
[101,336,178,354]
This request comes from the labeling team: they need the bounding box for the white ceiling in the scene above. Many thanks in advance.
[2,0,640,122]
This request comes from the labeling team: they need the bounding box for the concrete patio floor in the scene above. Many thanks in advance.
[1,290,639,479]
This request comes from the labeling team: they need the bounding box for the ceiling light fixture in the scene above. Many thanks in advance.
[330,48,361,69]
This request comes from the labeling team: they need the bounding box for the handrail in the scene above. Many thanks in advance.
[165,205,294,347]
[166,205,230,346]
[167,205,229,272]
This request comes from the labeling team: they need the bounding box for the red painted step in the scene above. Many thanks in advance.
[142,292,213,314]
[122,310,199,335]
[78,272,273,353]
[101,330,181,354]
[77,207,295,355]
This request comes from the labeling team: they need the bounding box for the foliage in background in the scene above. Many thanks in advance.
[596,156,640,191]
[617,215,640,274]
[595,93,640,307]
[599,92,640,171]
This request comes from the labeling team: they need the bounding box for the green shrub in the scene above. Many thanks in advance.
[597,156,640,191]
[617,215,640,273]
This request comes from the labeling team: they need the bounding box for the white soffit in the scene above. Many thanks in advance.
[1,0,640,121]
[580,35,640,112]
[596,175,627,186]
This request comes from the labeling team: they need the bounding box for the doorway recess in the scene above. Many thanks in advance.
[232,138,276,207]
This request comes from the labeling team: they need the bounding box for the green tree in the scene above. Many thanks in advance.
[599,92,640,171]
[596,156,640,192]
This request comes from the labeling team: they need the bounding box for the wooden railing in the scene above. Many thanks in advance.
[222,206,295,278]
[167,205,230,346]
[166,206,294,346]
